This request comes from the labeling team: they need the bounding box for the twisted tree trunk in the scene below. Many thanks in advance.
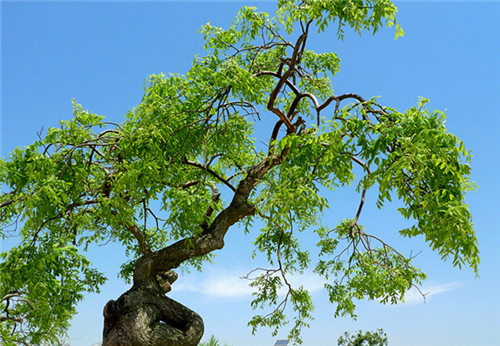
[102,270,203,346]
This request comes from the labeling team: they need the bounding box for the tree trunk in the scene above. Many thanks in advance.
[102,269,203,346]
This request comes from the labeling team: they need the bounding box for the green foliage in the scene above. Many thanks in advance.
[276,0,402,38]
[199,335,232,346]
[0,240,105,344]
[338,329,388,346]
[1,0,477,344]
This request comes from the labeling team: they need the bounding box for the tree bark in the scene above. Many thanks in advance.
[102,270,203,346]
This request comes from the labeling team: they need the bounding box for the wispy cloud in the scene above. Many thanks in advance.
[173,270,326,298]
[401,282,463,305]
[173,268,462,305]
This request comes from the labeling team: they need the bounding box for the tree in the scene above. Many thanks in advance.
[338,329,388,346]
[199,335,231,346]
[0,0,479,344]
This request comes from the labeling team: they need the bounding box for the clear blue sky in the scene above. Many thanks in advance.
[1,1,499,345]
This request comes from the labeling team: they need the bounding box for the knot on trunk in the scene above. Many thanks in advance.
[157,270,178,294]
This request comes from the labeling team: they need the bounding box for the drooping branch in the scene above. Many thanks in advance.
[350,155,371,228]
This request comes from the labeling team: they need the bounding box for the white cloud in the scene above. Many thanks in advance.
[173,270,326,298]
[172,271,253,298]
[287,272,325,293]
[401,282,462,305]
[205,275,255,297]
[173,268,461,306]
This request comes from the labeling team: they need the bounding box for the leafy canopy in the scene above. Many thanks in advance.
[1,0,477,344]
[338,329,388,346]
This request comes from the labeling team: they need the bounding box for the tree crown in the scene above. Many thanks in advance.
[1,1,477,344]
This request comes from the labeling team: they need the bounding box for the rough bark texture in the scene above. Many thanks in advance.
[103,271,203,346]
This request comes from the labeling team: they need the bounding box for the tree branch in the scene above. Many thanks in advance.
[122,222,152,256]
[266,34,307,133]
[0,199,14,208]
[182,158,236,192]
[134,152,287,284]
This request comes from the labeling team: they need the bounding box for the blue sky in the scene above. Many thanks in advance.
[1,1,499,345]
